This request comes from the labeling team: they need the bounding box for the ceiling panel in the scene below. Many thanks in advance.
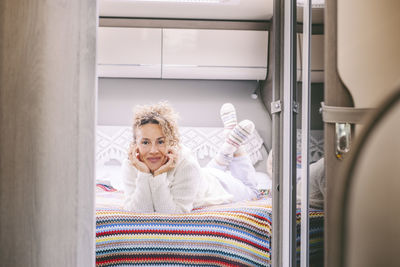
[99,0,273,21]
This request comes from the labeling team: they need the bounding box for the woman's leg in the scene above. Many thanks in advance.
[206,158,258,201]
[229,155,259,197]
[209,119,259,201]
[214,119,255,166]
[220,103,237,137]
[206,155,258,201]
[212,103,237,170]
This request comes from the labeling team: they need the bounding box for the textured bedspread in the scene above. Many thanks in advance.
[96,190,323,266]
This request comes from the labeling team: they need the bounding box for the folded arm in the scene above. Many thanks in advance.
[149,160,202,214]
[122,159,154,212]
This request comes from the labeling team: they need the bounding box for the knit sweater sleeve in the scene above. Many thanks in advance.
[121,159,154,212]
[148,156,202,214]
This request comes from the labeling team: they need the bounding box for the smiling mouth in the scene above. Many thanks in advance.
[147,157,161,164]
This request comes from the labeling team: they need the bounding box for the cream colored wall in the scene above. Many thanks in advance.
[346,95,400,267]
[326,2,400,266]
[0,1,96,266]
[338,0,400,108]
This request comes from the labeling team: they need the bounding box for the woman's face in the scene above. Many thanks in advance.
[135,123,168,172]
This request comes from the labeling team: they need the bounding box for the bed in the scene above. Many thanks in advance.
[95,125,324,266]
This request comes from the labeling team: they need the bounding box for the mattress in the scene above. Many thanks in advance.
[95,189,323,266]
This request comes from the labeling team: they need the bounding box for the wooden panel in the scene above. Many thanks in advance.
[0,0,96,266]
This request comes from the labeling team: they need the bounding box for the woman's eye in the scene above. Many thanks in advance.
[142,140,149,145]
[158,140,165,145]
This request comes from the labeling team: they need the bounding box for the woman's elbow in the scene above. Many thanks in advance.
[157,203,193,214]
[124,201,153,213]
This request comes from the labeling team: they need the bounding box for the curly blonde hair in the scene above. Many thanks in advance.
[132,101,180,149]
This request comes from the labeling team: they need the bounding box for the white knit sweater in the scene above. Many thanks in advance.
[122,146,233,214]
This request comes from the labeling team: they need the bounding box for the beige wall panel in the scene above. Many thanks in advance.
[338,0,400,107]
[345,95,400,267]
[0,0,96,266]
[324,1,354,267]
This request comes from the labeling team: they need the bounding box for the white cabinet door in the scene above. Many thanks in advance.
[98,27,162,78]
[162,29,268,80]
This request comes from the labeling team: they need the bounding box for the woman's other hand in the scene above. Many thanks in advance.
[128,143,150,173]
[153,147,178,176]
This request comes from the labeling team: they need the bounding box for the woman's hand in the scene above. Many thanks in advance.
[153,147,178,176]
[128,143,150,173]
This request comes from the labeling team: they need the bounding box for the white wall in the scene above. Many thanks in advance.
[97,78,272,150]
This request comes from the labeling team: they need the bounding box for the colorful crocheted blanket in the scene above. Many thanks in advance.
[96,191,323,266]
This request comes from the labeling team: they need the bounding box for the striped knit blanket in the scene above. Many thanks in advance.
[96,193,323,266]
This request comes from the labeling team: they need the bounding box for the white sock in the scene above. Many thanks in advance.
[220,103,237,137]
[215,120,255,166]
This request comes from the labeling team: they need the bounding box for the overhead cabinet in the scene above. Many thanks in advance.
[97,27,268,80]
[162,29,268,80]
[98,27,162,78]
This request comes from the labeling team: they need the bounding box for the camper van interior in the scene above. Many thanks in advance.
[1,0,399,267]
[95,0,325,266]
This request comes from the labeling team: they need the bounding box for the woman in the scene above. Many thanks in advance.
[122,102,259,214]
